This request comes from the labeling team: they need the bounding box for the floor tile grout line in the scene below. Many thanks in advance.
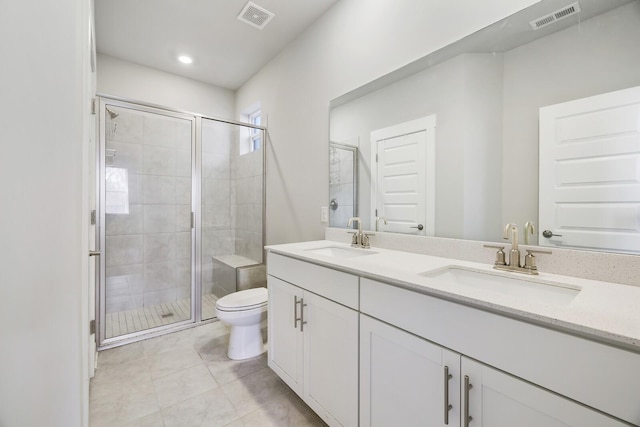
[92,321,326,427]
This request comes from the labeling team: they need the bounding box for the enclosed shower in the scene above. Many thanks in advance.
[97,97,265,348]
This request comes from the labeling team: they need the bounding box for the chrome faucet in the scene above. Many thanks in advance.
[375,216,387,232]
[347,217,371,248]
[484,223,552,275]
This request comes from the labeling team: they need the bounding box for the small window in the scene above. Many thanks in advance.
[249,110,262,151]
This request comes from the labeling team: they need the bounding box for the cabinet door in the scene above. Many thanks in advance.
[303,291,359,427]
[462,357,628,427]
[267,276,303,395]
[360,314,461,427]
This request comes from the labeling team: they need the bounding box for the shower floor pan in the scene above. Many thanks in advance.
[105,293,218,339]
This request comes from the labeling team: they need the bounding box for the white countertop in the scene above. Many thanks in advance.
[266,240,640,352]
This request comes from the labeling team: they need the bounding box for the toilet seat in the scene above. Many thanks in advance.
[216,287,267,312]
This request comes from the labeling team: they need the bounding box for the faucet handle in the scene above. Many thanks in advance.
[483,244,506,266]
[523,249,552,271]
[526,249,552,254]
[349,232,359,246]
[361,233,371,249]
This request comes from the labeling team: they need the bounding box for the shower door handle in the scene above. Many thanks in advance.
[89,250,101,257]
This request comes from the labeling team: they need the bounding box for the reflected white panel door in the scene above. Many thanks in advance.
[539,86,640,253]
[371,116,436,235]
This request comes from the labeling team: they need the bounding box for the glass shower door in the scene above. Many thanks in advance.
[100,100,195,341]
[329,143,358,228]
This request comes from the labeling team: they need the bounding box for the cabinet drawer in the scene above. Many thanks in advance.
[361,278,640,425]
[267,252,359,309]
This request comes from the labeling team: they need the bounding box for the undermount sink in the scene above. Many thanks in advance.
[305,246,378,259]
[420,266,581,306]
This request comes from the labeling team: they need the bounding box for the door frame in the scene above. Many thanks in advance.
[370,115,436,235]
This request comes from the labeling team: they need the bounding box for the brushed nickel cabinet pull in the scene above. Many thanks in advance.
[464,375,473,427]
[444,365,453,425]
[300,298,308,332]
[294,296,300,329]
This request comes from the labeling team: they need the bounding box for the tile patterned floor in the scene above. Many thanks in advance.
[106,294,219,338]
[90,321,327,426]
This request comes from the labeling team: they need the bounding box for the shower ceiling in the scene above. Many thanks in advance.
[94,0,340,90]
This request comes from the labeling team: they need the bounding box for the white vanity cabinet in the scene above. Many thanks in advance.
[360,314,461,426]
[360,277,637,426]
[267,253,359,427]
[267,247,640,426]
[461,357,628,427]
[268,276,304,393]
[361,313,626,427]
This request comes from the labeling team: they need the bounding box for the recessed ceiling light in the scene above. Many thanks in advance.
[178,55,193,64]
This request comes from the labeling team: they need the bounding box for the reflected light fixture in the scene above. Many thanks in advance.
[178,55,193,64]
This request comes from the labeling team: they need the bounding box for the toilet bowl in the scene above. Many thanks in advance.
[215,287,268,360]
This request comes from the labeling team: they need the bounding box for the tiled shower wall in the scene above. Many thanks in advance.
[232,146,264,264]
[105,107,193,314]
[205,123,264,300]
[201,120,233,297]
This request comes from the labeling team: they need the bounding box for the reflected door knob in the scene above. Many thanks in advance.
[542,230,563,238]
[411,224,424,231]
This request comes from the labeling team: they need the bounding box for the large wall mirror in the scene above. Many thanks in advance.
[329,0,640,255]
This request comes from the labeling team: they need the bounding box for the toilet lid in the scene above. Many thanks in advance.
[216,287,268,311]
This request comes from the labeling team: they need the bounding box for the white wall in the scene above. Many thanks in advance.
[97,54,235,118]
[235,0,540,245]
[0,0,91,425]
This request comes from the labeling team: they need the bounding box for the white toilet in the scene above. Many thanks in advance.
[215,287,268,360]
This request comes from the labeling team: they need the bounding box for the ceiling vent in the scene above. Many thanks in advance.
[237,1,275,30]
[530,2,581,30]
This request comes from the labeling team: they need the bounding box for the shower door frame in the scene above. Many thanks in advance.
[96,96,199,349]
[96,95,267,350]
